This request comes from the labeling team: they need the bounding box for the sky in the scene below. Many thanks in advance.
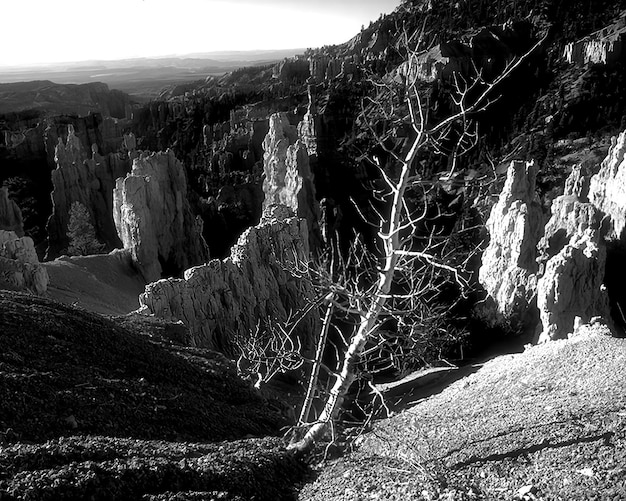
[0,0,400,67]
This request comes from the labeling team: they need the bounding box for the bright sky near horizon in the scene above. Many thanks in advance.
[1,0,400,67]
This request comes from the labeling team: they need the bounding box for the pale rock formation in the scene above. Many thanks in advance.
[589,131,626,241]
[113,149,209,283]
[297,90,318,158]
[564,17,626,65]
[0,230,49,294]
[536,230,609,342]
[0,187,24,236]
[479,160,543,320]
[46,125,131,259]
[263,113,321,252]
[538,165,602,265]
[138,205,318,352]
[483,161,613,342]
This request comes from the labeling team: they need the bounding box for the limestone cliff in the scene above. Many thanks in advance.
[0,187,24,237]
[0,230,48,294]
[478,160,543,321]
[45,125,132,259]
[139,205,317,352]
[263,113,321,252]
[113,149,209,283]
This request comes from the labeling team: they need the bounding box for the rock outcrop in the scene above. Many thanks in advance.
[0,187,24,236]
[481,158,614,342]
[535,163,610,341]
[589,131,626,242]
[46,125,132,259]
[113,149,209,283]
[0,230,48,294]
[536,230,609,342]
[479,160,543,321]
[263,113,321,253]
[139,205,318,352]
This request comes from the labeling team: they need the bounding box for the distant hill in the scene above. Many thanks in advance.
[0,49,306,98]
[0,80,132,118]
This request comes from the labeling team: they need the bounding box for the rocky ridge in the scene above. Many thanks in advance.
[139,205,317,353]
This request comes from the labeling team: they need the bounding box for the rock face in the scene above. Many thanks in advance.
[113,149,209,283]
[46,125,132,259]
[139,205,318,352]
[0,230,48,294]
[263,113,321,253]
[481,159,612,342]
[535,163,609,343]
[536,230,609,342]
[589,131,626,241]
[479,160,543,321]
[0,187,24,236]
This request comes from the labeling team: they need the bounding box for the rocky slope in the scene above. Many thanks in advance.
[300,326,626,500]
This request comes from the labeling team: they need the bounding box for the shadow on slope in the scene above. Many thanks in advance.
[0,291,285,444]
[43,249,146,316]
[0,291,308,500]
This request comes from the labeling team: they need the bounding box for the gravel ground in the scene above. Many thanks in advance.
[300,328,626,500]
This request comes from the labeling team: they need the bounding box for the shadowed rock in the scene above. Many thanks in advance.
[45,124,132,259]
[0,187,24,237]
[0,230,48,294]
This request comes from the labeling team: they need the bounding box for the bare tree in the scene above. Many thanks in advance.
[289,30,545,453]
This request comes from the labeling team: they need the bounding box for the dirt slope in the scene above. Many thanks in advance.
[0,291,307,500]
[43,250,146,316]
[301,327,626,500]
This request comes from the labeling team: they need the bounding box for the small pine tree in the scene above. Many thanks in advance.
[66,202,105,256]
